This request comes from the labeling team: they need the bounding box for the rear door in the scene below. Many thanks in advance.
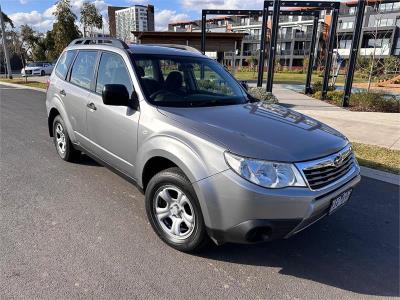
[62,50,99,146]
[86,51,140,177]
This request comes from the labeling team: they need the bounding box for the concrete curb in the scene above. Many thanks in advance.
[0,81,46,92]
[360,166,400,186]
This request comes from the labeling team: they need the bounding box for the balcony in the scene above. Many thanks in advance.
[278,49,292,55]
[225,50,256,58]
[278,33,293,40]
[293,49,310,55]
[234,20,262,27]
[243,35,261,41]
[293,32,313,39]
[241,50,255,57]
[336,47,391,57]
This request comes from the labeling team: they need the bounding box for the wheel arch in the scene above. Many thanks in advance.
[47,99,77,142]
[141,156,179,192]
[48,108,60,137]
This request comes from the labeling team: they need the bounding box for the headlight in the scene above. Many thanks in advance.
[224,152,306,188]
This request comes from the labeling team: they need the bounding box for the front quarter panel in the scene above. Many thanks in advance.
[136,104,229,186]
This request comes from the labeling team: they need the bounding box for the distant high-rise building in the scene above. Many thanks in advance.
[108,6,128,38]
[113,4,155,42]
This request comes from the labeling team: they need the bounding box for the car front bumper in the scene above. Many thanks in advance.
[193,166,361,245]
[21,70,42,76]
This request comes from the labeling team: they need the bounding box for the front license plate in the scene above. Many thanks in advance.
[329,189,352,215]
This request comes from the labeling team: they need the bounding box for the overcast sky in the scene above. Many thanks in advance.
[2,0,340,33]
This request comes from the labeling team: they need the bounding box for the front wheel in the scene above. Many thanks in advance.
[52,115,80,162]
[145,167,209,252]
[41,70,45,76]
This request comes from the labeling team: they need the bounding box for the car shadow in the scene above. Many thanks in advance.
[199,178,399,297]
[73,153,102,167]
[278,103,295,108]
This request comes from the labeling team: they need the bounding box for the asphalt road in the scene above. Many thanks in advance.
[1,84,399,299]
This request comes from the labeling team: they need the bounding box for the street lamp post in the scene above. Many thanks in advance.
[0,5,12,79]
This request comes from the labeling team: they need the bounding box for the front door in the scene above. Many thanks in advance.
[86,51,139,177]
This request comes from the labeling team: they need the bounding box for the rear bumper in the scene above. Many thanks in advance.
[194,167,361,245]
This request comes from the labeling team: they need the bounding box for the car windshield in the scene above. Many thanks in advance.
[27,63,42,67]
[131,54,250,107]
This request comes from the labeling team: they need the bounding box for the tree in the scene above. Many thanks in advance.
[32,35,47,61]
[52,0,81,57]
[382,56,399,75]
[80,2,103,37]
[363,0,393,91]
[43,30,56,61]
[1,12,14,28]
[8,30,26,65]
[20,25,39,60]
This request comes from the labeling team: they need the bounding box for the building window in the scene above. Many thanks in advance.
[339,39,352,49]
[362,33,391,49]
[371,18,395,27]
[378,3,400,12]
[340,21,354,29]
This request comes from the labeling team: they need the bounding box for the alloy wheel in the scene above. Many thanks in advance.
[153,185,195,240]
[55,122,66,155]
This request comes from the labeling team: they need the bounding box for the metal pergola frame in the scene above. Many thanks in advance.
[201,0,398,105]
[201,7,321,93]
[342,0,398,107]
[263,0,341,95]
[200,0,343,98]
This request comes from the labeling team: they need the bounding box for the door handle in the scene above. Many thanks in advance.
[60,89,66,96]
[87,102,97,111]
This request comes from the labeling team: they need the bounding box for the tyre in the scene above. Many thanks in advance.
[52,115,80,162]
[145,167,209,252]
[41,70,45,76]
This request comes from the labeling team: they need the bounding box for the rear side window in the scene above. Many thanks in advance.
[55,50,76,79]
[70,51,98,90]
[96,52,133,95]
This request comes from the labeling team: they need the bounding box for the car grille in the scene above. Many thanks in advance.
[299,146,356,190]
[25,70,32,74]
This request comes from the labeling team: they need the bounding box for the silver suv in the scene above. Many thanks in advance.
[46,38,361,252]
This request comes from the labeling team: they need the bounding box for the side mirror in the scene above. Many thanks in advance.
[102,84,130,107]
[240,81,249,91]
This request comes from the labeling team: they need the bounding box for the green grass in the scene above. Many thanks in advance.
[352,142,400,174]
[0,78,47,90]
[234,71,364,85]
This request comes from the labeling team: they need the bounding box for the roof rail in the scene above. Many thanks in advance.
[145,44,202,54]
[68,37,129,49]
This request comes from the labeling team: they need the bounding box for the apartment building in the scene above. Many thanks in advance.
[336,1,400,59]
[168,1,399,69]
[108,6,127,37]
[230,14,328,69]
[112,4,155,42]
[168,14,327,68]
